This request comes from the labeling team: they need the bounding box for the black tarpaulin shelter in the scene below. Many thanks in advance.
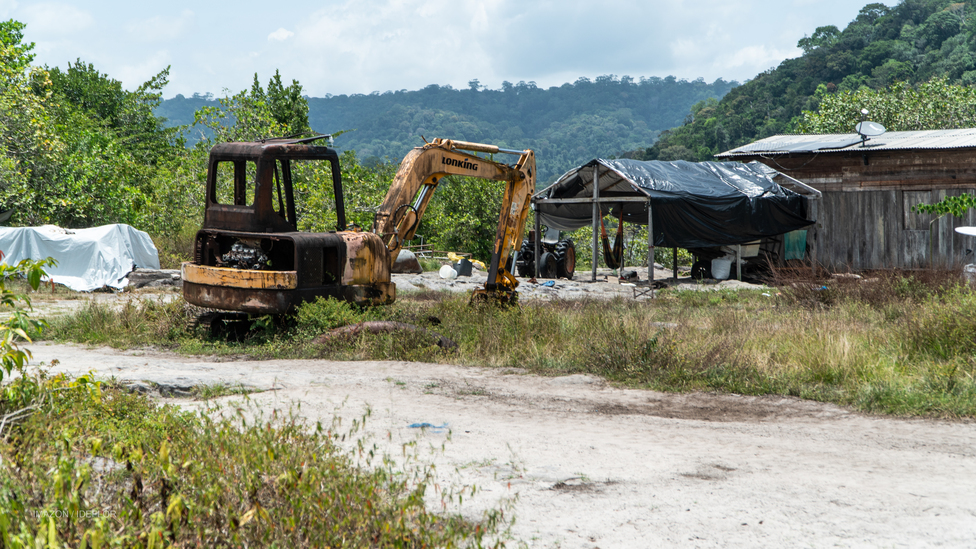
[531,158,821,281]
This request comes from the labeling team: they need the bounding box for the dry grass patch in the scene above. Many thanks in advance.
[40,269,976,417]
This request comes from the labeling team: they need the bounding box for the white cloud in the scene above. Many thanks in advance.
[267,28,293,42]
[115,50,171,89]
[20,2,92,34]
[715,44,802,74]
[0,0,18,19]
[124,10,194,42]
[15,0,884,97]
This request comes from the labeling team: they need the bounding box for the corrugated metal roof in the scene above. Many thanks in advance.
[716,128,976,157]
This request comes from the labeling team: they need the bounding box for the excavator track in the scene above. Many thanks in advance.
[190,311,252,340]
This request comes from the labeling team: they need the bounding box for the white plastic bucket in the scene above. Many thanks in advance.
[964,264,976,285]
[711,258,732,280]
[438,265,458,279]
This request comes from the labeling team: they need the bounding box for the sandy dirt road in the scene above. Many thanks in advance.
[31,342,976,548]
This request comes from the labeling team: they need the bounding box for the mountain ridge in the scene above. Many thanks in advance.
[157,75,737,182]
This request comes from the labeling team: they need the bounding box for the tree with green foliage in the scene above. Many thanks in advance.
[0,19,187,232]
[195,72,311,143]
[0,19,33,73]
[48,61,178,165]
[796,77,976,133]
[0,21,55,212]
[637,0,976,162]
[260,70,310,135]
[798,25,842,54]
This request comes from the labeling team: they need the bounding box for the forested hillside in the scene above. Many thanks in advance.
[635,0,976,161]
[158,76,736,182]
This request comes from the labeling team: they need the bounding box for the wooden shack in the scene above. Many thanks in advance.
[716,128,976,270]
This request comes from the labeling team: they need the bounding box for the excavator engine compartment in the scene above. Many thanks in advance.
[184,229,393,314]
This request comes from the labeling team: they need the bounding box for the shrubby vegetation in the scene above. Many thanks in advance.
[636,0,976,161]
[0,380,505,547]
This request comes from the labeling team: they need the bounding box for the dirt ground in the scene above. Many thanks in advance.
[394,265,768,301]
[16,265,756,320]
[31,339,976,548]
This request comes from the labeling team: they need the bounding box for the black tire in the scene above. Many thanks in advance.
[517,239,534,277]
[691,260,711,280]
[554,239,576,279]
[539,252,557,279]
[193,312,251,340]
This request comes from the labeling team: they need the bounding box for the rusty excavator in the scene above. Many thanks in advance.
[182,136,538,321]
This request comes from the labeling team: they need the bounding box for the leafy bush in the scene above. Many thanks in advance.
[0,258,55,384]
[294,297,374,337]
[0,383,505,548]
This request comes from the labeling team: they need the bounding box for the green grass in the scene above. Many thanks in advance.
[0,376,507,547]
[39,271,976,418]
[191,382,258,400]
[419,258,446,272]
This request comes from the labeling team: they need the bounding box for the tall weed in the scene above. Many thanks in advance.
[41,269,976,417]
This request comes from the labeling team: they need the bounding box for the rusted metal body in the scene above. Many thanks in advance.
[372,138,535,300]
[183,137,394,315]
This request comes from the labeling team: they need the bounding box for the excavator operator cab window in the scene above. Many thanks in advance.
[289,158,345,231]
[270,158,293,224]
[211,160,256,207]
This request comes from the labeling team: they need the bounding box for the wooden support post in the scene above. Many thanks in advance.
[591,165,599,282]
[647,201,654,290]
[736,244,742,281]
[811,197,819,278]
[672,248,678,280]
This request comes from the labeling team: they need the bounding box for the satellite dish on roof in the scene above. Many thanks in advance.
[855,121,887,137]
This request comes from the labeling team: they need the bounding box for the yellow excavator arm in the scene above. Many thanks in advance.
[372,138,535,301]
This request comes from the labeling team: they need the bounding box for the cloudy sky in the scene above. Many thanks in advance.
[4,0,883,98]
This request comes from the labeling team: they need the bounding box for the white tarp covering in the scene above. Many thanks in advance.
[0,224,160,291]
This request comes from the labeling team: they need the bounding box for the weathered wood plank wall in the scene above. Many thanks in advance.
[742,149,976,270]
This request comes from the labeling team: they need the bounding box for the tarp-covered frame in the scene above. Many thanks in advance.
[531,159,821,283]
[0,224,160,291]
